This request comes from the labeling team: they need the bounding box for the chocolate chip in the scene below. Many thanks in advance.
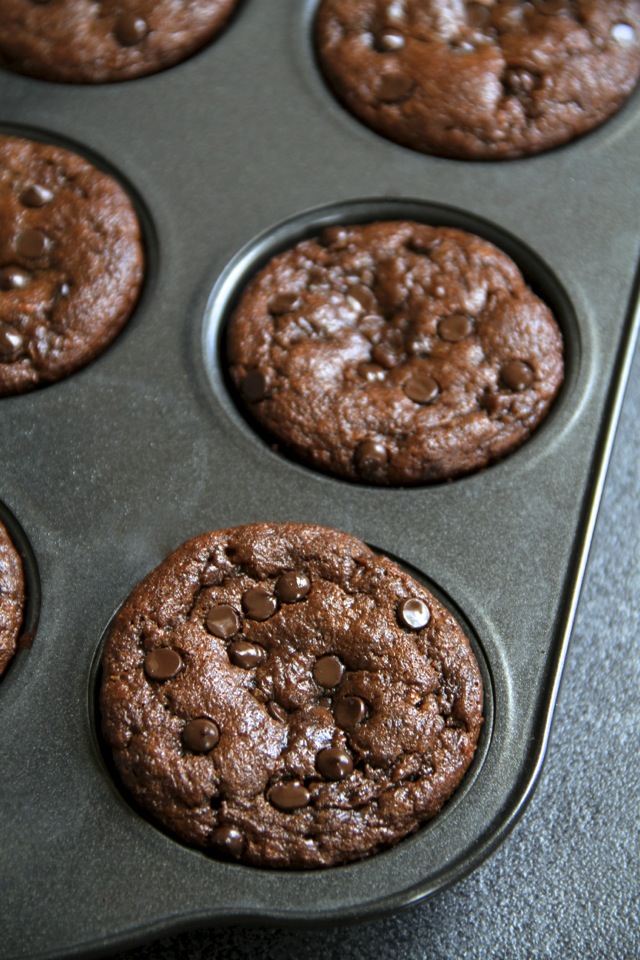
[398,598,431,631]
[0,324,24,359]
[376,71,413,102]
[611,23,635,45]
[210,824,244,859]
[144,647,183,680]
[334,696,367,729]
[501,360,534,391]
[320,226,349,248]
[16,228,50,260]
[467,3,491,27]
[205,604,240,639]
[438,314,472,342]
[269,292,300,315]
[355,439,388,476]
[268,781,310,811]
[267,701,287,722]
[357,362,385,381]
[242,587,277,621]
[313,654,344,688]
[403,373,439,405]
[0,267,30,291]
[241,369,268,403]
[275,571,311,603]
[182,717,219,753]
[228,640,264,669]
[376,31,405,51]
[347,284,376,312]
[115,12,149,46]
[21,184,54,207]
[316,747,354,781]
[504,68,537,96]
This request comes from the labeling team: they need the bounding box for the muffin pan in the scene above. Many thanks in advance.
[1,1,640,957]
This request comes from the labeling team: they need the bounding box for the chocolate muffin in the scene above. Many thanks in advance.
[226,220,564,484]
[100,522,484,868]
[315,0,640,160]
[0,135,144,396]
[0,0,241,84]
[0,518,25,678]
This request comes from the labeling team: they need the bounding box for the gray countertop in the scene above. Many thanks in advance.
[107,332,640,960]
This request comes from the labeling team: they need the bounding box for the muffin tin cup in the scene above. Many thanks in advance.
[1,1,640,957]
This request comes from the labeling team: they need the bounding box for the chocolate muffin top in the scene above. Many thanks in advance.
[0,0,241,84]
[226,220,564,485]
[0,135,144,396]
[0,519,25,678]
[315,0,640,159]
[100,522,484,868]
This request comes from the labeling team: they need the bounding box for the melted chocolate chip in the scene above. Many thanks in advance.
[313,654,344,688]
[398,598,431,631]
[21,184,54,207]
[0,324,24,359]
[115,12,149,46]
[210,824,244,859]
[611,23,636,45]
[355,439,388,476]
[269,292,300,315]
[320,226,349,248]
[334,696,367,729]
[438,314,472,342]
[268,781,310,811]
[228,640,264,669]
[242,587,277,621]
[182,717,219,753]
[275,571,311,603]
[376,31,405,51]
[357,362,386,381]
[376,71,413,102]
[504,68,537,96]
[347,284,376,312]
[501,360,534,391]
[16,228,50,259]
[316,747,354,781]
[241,369,268,403]
[403,373,439,405]
[0,267,30,291]
[267,701,287,722]
[144,647,183,681]
[205,604,240,639]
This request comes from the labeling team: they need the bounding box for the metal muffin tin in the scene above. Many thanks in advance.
[1,2,639,957]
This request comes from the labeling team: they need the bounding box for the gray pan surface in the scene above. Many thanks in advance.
[1,2,639,957]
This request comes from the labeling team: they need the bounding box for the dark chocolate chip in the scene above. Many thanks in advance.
[398,598,431,631]
[144,647,183,681]
[268,781,310,811]
[403,373,439,405]
[320,226,349,248]
[357,362,386,382]
[611,23,635,45]
[269,292,300,315]
[467,3,491,27]
[241,369,268,403]
[355,439,388,476]
[438,314,472,342]
[275,571,311,603]
[347,284,376,312]
[21,184,54,207]
[0,324,23,359]
[182,717,219,753]
[334,696,367,729]
[376,31,405,51]
[316,747,354,781]
[267,701,287,722]
[376,71,414,102]
[228,640,264,669]
[16,228,50,259]
[501,360,534,391]
[115,12,149,46]
[504,68,537,96]
[242,587,277,621]
[313,654,344,688]
[210,824,244,859]
[205,604,240,639]
[0,267,30,291]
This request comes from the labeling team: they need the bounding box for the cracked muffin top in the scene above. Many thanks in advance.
[226,220,564,485]
[100,522,484,868]
[315,0,640,159]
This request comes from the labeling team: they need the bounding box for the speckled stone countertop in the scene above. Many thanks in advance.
[106,341,640,960]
